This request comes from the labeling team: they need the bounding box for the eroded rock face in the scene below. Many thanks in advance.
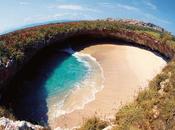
[0,117,44,130]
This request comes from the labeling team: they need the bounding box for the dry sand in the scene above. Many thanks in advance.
[51,43,166,129]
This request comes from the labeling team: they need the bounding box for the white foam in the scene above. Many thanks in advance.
[48,47,105,120]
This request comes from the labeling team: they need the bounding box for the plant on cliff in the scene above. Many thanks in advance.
[172,36,175,41]
[78,117,108,130]
[112,61,175,130]
[0,43,5,58]
[0,20,175,129]
[160,32,172,43]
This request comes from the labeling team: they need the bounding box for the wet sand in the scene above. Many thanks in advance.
[51,43,166,129]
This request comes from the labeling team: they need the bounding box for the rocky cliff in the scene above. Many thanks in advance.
[0,20,174,130]
[0,117,44,130]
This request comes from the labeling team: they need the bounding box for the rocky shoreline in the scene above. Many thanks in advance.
[0,117,44,130]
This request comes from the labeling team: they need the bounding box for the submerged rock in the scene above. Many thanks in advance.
[0,117,44,130]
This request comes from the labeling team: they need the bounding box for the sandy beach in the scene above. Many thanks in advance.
[51,43,166,129]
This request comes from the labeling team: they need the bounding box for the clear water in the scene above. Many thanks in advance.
[6,51,89,125]
[44,54,88,98]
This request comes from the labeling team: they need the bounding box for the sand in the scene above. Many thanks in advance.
[51,43,166,129]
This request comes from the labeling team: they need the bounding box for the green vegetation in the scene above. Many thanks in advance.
[112,60,175,130]
[0,20,167,68]
[1,20,175,129]
[160,32,173,43]
[78,117,108,130]
[80,60,175,130]
[136,30,161,40]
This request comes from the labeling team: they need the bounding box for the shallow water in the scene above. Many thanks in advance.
[3,48,103,125]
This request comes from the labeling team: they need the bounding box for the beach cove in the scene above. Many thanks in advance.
[51,43,166,129]
[0,40,167,130]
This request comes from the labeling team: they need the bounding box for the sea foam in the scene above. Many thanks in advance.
[47,47,105,121]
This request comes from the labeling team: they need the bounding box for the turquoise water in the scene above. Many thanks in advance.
[5,50,90,125]
[45,53,88,98]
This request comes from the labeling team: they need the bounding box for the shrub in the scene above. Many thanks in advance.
[160,32,172,43]
[114,103,145,130]
[79,117,108,130]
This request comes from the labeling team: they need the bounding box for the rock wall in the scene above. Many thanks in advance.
[1,29,173,92]
[0,27,174,130]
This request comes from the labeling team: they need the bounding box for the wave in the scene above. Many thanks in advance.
[47,48,105,121]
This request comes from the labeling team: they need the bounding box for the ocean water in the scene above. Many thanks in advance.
[47,50,104,121]
[7,48,103,125]
[44,52,88,98]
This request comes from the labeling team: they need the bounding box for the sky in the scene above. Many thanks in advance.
[0,0,175,34]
